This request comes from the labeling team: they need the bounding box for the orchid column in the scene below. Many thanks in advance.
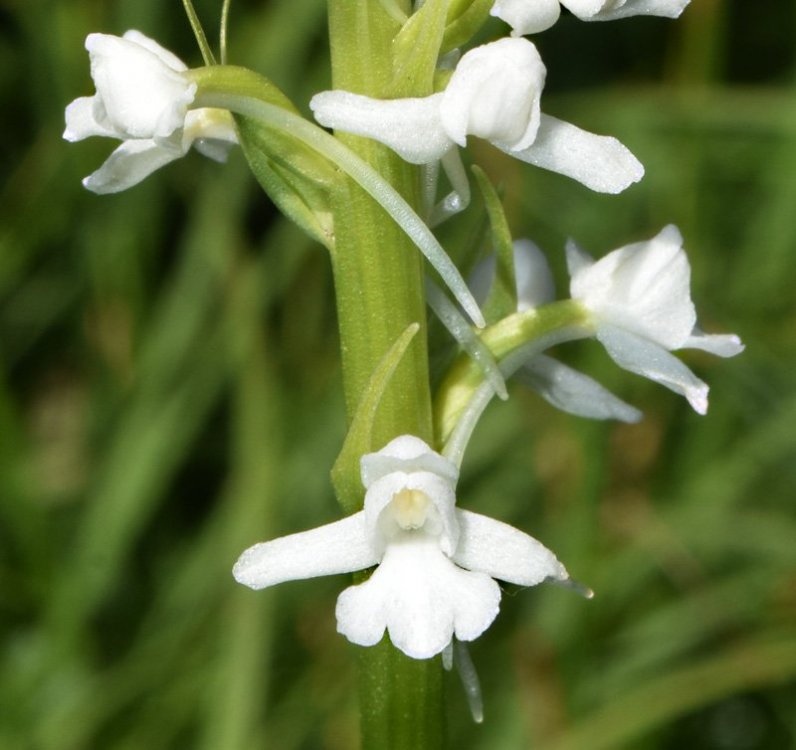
[326,1,444,746]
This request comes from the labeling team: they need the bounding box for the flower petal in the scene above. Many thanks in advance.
[513,239,556,310]
[361,435,458,487]
[310,91,451,164]
[64,96,118,141]
[364,471,459,557]
[502,113,644,194]
[86,32,196,139]
[335,535,501,659]
[184,108,239,162]
[518,354,643,422]
[491,0,562,35]
[684,328,745,358]
[121,29,188,72]
[233,511,377,590]
[570,225,696,349]
[439,38,545,151]
[588,0,690,21]
[596,324,709,414]
[82,139,186,194]
[452,509,569,586]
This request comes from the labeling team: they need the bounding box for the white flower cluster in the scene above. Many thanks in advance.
[64,0,742,665]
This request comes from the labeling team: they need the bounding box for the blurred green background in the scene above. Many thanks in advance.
[1,0,795,748]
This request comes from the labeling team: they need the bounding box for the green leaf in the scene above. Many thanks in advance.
[236,118,338,250]
[331,322,420,513]
[441,0,493,55]
[471,165,518,323]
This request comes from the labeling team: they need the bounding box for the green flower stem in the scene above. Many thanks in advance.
[327,1,442,747]
[435,301,593,447]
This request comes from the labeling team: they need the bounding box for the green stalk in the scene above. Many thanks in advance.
[327,1,444,747]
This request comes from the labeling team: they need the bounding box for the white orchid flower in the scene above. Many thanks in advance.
[567,225,744,414]
[233,435,570,660]
[492,0,690,36]
[310,38,643,195]
[470,240,642,422]
[64,31,238,194]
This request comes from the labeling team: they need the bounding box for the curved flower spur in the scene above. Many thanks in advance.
[233,435,572,660]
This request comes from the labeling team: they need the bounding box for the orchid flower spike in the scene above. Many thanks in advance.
[492,0,690,36]
[64,31,238,194]
[568,225,744,414]
[310,38,643,195]
[233,435,571,660]
[470,240,642,423]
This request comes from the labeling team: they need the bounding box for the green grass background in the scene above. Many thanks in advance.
[1,0,794,748]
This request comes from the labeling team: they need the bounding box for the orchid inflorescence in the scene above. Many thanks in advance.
[65,0,741,698]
